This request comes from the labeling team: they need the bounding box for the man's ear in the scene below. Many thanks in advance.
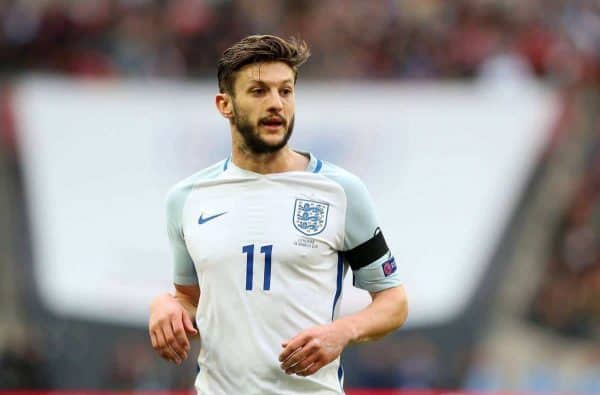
[216,93,233,119]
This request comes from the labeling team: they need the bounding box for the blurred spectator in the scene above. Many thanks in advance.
[108,335,198,389]
[353,334,439,389]
[109,337,162,389]
[0,326,50,388]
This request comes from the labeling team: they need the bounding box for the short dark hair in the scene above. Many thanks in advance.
[217,35,311,95]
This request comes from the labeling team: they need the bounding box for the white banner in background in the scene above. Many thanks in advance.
[13,77,558,327]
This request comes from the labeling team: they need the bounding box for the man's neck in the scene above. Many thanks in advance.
[231,145,309,174]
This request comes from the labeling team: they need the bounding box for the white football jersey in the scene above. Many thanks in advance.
[166,152,400,395]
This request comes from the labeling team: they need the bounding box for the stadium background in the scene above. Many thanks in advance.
[0,0,599,393]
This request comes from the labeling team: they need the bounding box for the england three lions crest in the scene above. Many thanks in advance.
[293,199,329,236]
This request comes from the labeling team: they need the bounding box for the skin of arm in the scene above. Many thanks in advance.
[279,285,408,376]
[149,284,200,364]
[174,284,200,325]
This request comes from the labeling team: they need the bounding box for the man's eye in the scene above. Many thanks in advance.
[281,89,293,96]
[251,89,264,95]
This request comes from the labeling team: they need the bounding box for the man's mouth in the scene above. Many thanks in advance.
[260,117,285,129]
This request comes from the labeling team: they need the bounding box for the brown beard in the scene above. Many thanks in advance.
[232,104,295,154]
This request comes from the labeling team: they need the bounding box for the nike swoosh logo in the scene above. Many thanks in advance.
[198,212,227,225]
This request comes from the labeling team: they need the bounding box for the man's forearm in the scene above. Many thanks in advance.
[334,286,408,344]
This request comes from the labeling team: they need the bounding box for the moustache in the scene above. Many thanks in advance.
[259,115,287,127]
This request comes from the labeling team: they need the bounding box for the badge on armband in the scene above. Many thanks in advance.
[382,257,397,277]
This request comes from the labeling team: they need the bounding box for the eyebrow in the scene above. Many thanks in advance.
[247,79,294,85]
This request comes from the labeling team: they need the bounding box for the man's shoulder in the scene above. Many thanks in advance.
[317,159,368,195]
[166,159,228,204]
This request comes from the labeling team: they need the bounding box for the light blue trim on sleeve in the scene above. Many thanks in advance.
[319,160,401,292]
[166,159,227,285]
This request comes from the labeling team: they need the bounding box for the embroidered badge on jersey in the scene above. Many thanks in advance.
[382,257,397,277]
[293,199,329,236]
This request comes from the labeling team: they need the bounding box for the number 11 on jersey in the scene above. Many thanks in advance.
[242,244,273,291]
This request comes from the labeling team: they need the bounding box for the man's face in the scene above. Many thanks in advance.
[230,62,296,154]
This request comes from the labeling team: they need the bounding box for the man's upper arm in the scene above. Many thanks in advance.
[166,185,198,286]
[336,172,401,292]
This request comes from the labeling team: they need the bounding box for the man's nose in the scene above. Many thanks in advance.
[266,89,283,112]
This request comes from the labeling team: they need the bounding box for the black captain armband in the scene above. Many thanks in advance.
[342,229,389,270]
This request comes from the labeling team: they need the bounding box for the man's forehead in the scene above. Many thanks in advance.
[237,62,294,85]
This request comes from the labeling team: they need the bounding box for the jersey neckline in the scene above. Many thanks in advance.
[223,151,322,176]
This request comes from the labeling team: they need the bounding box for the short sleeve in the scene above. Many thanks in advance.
[341,173,380,251]
[321,164,401,293]
[166,185,198,285]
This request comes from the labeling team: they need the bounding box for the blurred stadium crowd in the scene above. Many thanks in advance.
[0,0,598,82]
[1,0,600,392]
[530,130,600,339]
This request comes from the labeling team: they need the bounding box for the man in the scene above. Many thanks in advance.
[149,35,408,394]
